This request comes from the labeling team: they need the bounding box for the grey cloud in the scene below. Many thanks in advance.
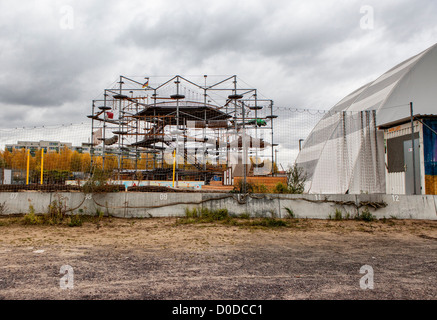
[0,0,436,135]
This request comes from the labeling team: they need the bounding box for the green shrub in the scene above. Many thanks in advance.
[286,163,307,194]
[185,207,200,219]
[253,184,269,194]
[67,215,83,227]
[284,207,295,219]
[201,208,229,221]
[249,218,288,228]
[273,182,289,194]
[183,207,230,222]
[82,168,115,193]
[0,202,7,215]
[239,213,251,219]
[356,207,376,222]
[231,180,255,194]
[23,205,41,225]
[334,209,343,221]
[46,200,67,224]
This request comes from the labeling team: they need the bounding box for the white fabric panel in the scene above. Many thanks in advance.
[298,43,437,195]
[333,84,369,109]
[386,172,406,195]
[372,52,425,86]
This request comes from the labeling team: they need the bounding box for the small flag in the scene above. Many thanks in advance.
[142,78,149,88]
[106,112,114,119]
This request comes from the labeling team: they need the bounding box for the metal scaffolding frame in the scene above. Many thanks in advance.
[87,75,277,186]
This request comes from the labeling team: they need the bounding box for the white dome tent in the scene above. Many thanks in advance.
[296,43,437,194]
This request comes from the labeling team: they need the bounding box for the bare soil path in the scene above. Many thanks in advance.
[0,218,436,300]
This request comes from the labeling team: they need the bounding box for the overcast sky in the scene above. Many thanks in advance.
[1,0,436,128]
[1,0,437,162]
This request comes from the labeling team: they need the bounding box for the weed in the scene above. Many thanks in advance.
[231,181,255,194]
[239,213,251,220]
[286,163,307,194]
[284,207,295,219]
[67,215,83,227]
[268,210,277,218]
[185,207,200,219]
[253,184,269,194]
[201,208,230,222]
[334,209,343,221]
[46,200,67,224]
[273,182,289,194]
[95,208,104,219]
[81,168,120,193]
[23,205,41,225]
[181,207,230,224]
[355,207,376,222]
[0,202,7,215]
[180,208,293,229]
[247,218,288,228]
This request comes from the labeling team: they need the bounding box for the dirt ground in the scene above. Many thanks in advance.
[0,217,436,300]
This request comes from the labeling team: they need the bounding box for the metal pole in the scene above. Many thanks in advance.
[410,102,417,195]
[254,91,259,171]
[176,77,180,187]
[234,76,238,133]
[90,101,95,172]
[172,149,176,187]
[102,91,107,171]
[275,149,278,173]
[242,101,246,194]
[271,100,274,176]
[26,149,30,185]
[40,148,44,185]
[135,102,139,173]
[204,75,208,178]
[118,76,123,182]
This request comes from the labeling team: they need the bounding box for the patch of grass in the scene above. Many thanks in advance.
[201,208,230,222]
[67,215,83,227]
[268,210,278,218]
[45,200,68,225]
[23,205,42,225]
[239,213,251,220]
[185,207,200,219]
[179,207,291,229]
[272,182,289,194]
[19,202,106,227]
[180,208,230,224]
[334,209,343,221]
[0,201,7,215]
[284,207,295,219]
[96,208,105,220]
[355,207,376,222]
[245,218,289,228]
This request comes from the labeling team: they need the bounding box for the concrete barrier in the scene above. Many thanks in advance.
[0,192,436,220]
